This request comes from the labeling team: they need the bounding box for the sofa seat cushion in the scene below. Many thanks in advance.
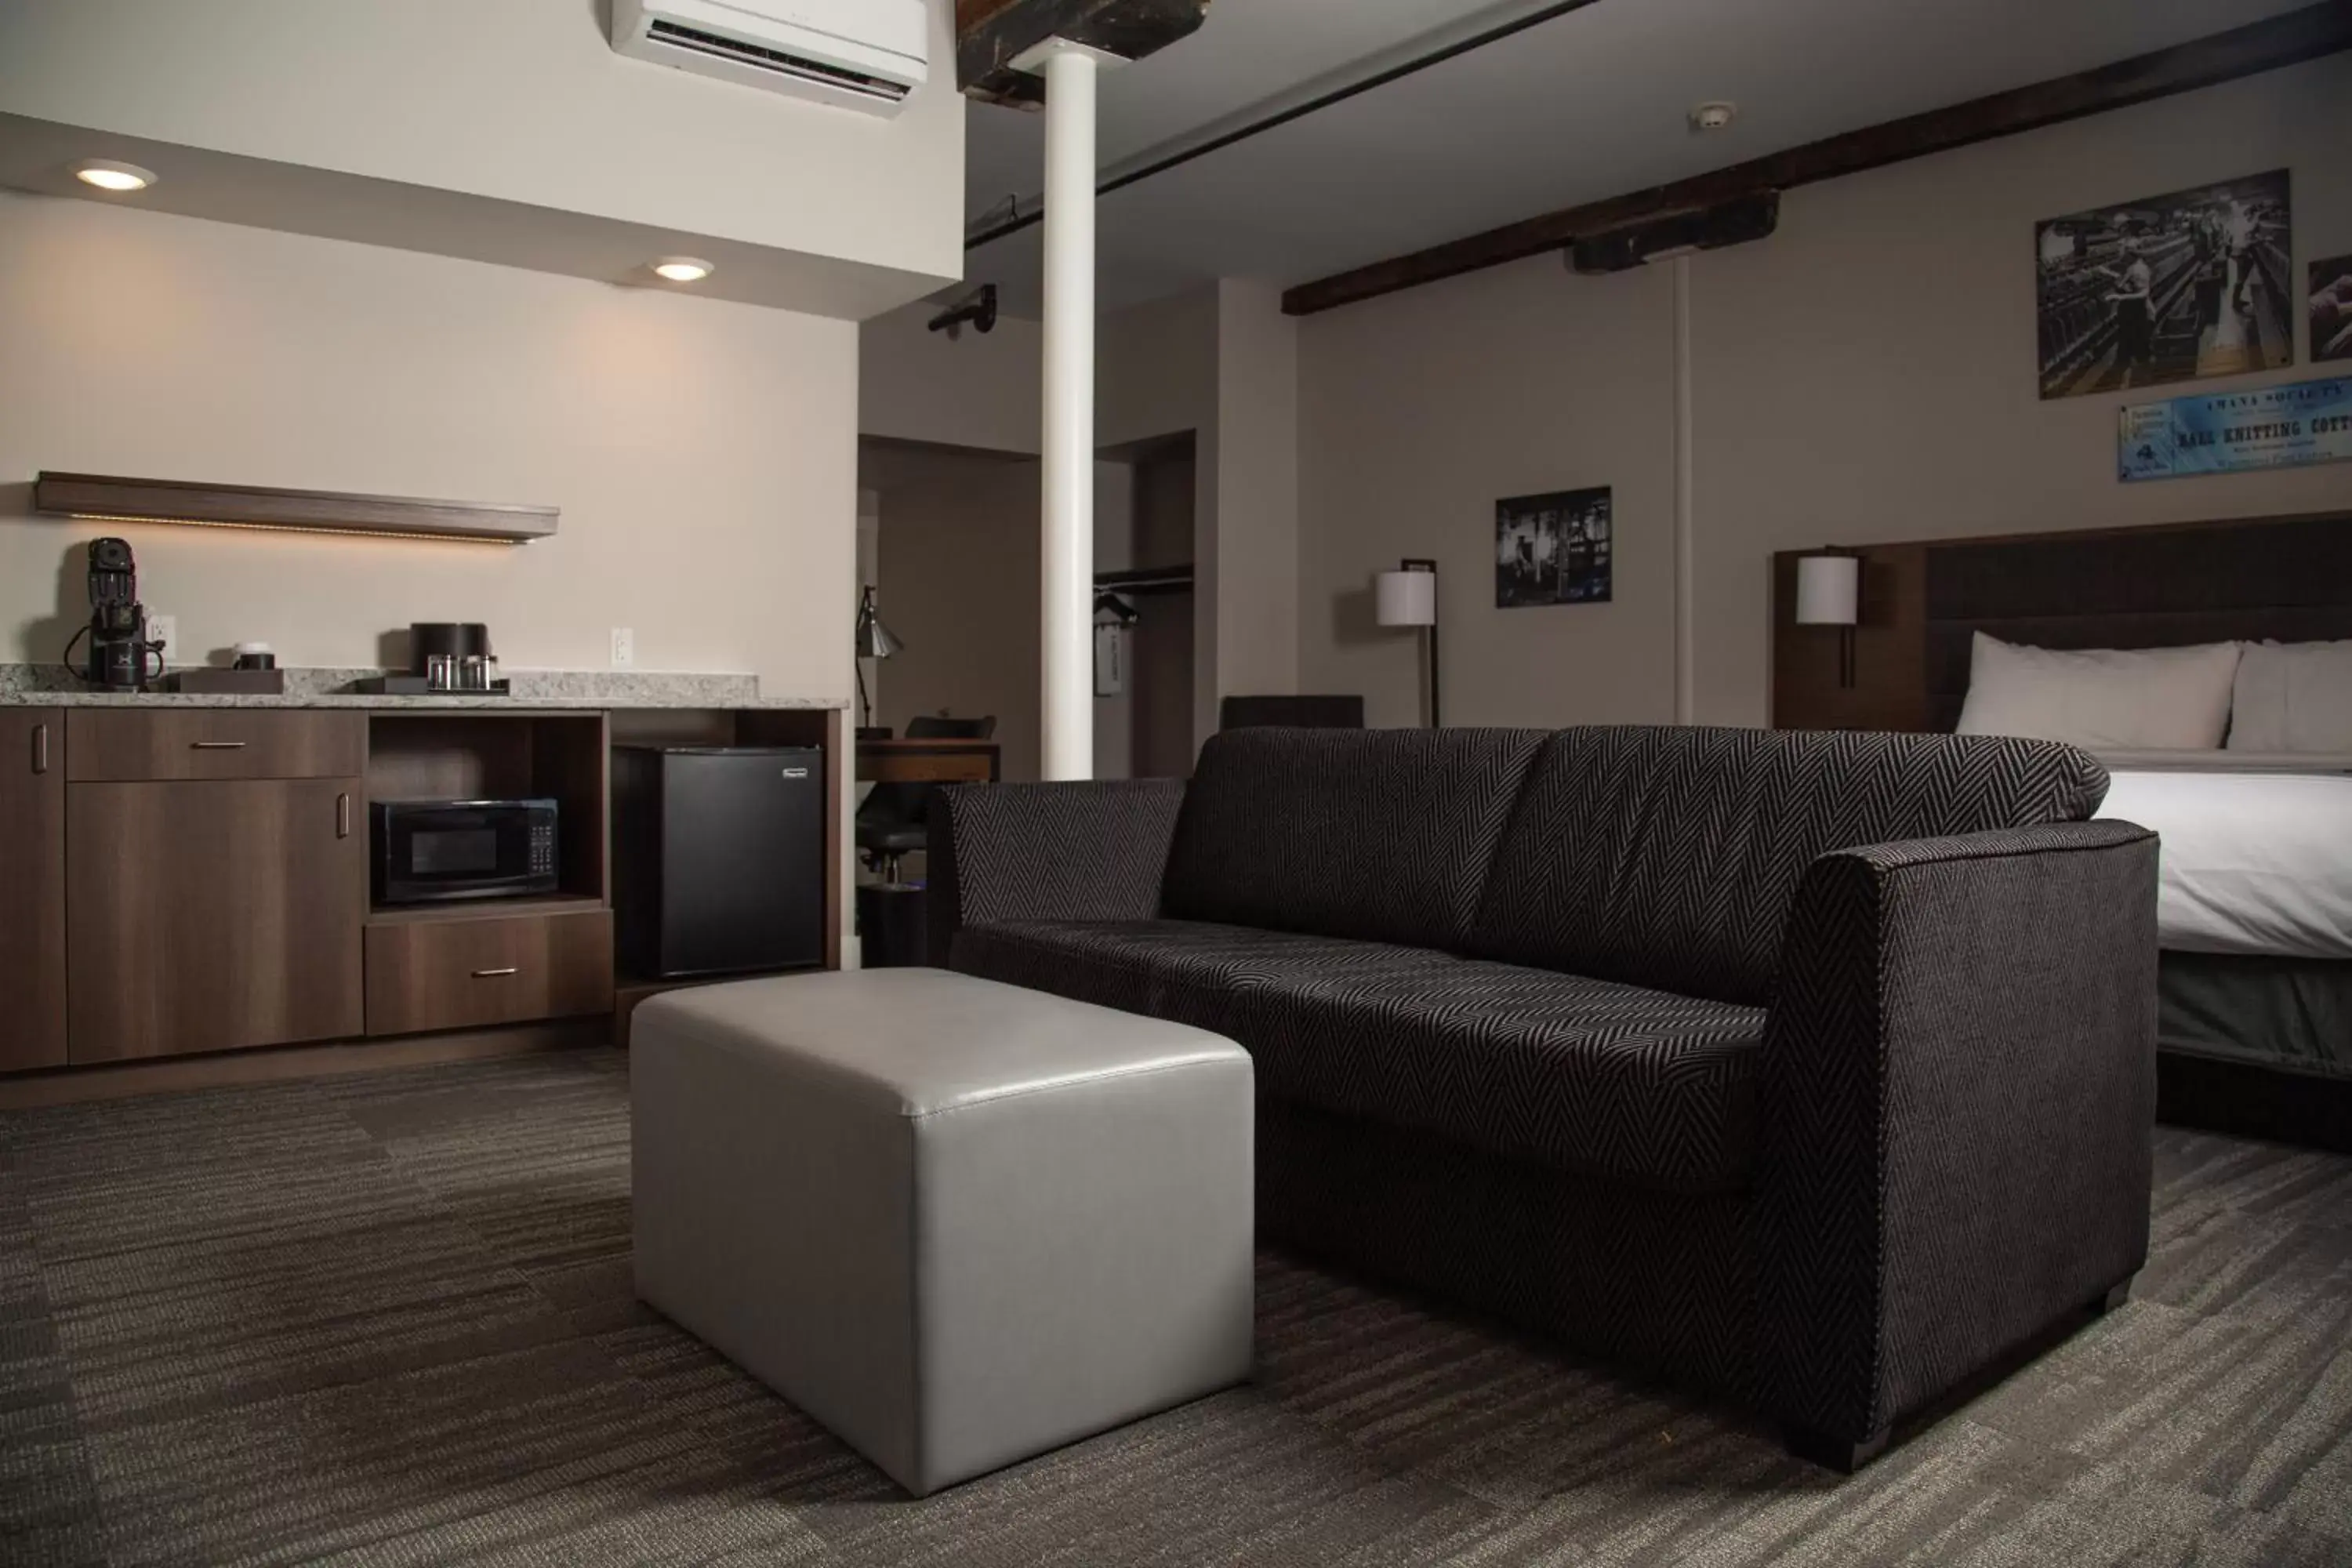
[953,919,1766,1195]
[953,917,1456,1034]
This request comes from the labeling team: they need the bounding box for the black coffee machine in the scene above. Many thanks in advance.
[85,537,164,692]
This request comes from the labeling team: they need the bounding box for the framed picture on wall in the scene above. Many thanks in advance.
[2034,169,2293,401]
[1495,487,1611,608]
[2315,255,2352,364]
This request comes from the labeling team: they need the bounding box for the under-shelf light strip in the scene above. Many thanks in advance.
[67,512,527,546]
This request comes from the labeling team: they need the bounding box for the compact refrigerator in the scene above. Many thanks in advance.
[612,746,825,978]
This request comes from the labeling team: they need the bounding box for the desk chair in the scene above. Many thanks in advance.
[855,714,996,883]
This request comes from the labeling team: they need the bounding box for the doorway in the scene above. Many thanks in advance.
[857,430,1200,786]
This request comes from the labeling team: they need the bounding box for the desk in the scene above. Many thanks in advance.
[857,738,1000,785]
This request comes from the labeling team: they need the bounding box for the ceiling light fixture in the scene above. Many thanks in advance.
[74,159,157,192]
[652,256,714,283]
[1689,102,1737,132]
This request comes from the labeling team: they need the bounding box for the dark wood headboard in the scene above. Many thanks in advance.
[1771,510,2352,733]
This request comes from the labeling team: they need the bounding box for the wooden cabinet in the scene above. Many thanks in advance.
[0,701,822,1086]
[365,906,615,1037]
[0,710,68,1073]
[67,776,365,1063]
[67,709,364,782]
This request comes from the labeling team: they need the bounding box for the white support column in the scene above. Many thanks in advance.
[1671,252,1696,726]
[1038,43,1099,781]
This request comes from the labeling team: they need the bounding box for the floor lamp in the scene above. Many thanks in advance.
[1376,559,1440,727]
[854,585,902,731]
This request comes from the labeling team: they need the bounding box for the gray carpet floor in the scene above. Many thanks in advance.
[3,1046,2349,1566]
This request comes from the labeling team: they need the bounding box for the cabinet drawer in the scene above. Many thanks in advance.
[365,908,614,1037]
[68,710,365,782]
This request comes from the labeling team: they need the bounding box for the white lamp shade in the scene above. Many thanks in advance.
[1795,554,1860,626]
[1376,569,1437,627]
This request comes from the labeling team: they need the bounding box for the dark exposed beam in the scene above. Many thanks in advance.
[957,0,1210,109]
[1282,2,2352,317]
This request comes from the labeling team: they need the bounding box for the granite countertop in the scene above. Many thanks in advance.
[0,665,842,711]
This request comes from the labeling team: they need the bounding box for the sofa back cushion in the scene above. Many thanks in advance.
[1162,726,1545,952]
[1468,727,2110,1006]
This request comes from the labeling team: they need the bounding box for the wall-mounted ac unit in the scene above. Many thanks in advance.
[610,0,929,116]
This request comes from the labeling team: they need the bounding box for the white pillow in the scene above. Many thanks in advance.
[2227,639,2352,753]
[1953,633,2240,750]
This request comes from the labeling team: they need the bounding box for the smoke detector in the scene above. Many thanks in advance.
[1689,101,1738,132]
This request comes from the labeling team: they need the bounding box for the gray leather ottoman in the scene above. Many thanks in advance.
[630,967,1255,1497]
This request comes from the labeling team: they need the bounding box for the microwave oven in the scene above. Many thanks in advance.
[372,798,559,905]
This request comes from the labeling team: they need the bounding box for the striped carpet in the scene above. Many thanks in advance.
[4,1046,2349,1566]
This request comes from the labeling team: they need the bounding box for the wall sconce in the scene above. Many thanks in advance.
[1795,551,1862,688]
[1375,558,1440,727]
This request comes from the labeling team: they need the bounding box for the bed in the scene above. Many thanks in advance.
[2096,758,2352,1101]
[1770,510,2352,1149]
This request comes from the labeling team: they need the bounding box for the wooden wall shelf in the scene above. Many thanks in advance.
[33,472,557,546]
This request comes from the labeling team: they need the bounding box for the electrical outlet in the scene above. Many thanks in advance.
[148,614,176,663]
[610,627,635,669]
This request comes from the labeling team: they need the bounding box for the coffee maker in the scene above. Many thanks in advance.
[85,537,163,691]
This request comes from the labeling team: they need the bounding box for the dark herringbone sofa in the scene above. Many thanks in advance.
[927,725,2158,1468]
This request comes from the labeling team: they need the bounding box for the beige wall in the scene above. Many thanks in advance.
[860,281,1298,751]
[1100,289,1226,744]
[864,445,1045,779]
[862,445,1143,783]
[859,307,1046,454]
[860,286,1225,457]
[1298,56,2352,731]
[1687,56,2352,725]
[1210,280,1301,711]
[1299,257,1679,729]
[0,194,858,698]
[0,0,964,295]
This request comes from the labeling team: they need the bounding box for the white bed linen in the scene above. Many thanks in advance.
[2096,764,2352,959]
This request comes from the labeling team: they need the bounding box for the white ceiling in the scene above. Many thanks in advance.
[962,0,2314,314]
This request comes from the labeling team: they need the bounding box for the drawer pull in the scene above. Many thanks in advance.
[472,967,521,978]
[191,740,249,750]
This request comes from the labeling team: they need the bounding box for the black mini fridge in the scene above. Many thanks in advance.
[612,746,825,978]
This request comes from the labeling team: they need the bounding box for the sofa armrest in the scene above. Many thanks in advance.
[1755,819,2158,1446]
[927,779,1188,962]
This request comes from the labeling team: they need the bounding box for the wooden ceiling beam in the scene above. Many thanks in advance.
[1281,2,2352,316]
[957,0,1210,109]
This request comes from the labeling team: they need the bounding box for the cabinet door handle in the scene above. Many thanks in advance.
[191,740,248,750]
[471,967,520,978]
[31,722,47,775]
[336,792,351,839]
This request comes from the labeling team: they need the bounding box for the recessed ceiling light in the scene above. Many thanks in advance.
[1689,102,1737,133]
[74,159,157,193]
[652,256,713,283]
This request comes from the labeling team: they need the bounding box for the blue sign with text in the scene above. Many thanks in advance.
[2119,376,2352,481]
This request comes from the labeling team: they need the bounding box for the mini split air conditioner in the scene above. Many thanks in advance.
[610,0,928,115]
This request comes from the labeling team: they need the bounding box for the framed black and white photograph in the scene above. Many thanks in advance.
[2314,254,2352,364]
[2034,169,2292,400]
[1496,486,1611,608]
